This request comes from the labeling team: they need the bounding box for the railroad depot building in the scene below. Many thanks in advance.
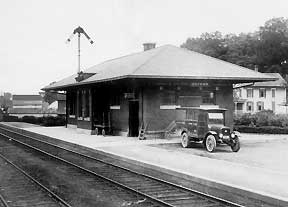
[43,44,273,137]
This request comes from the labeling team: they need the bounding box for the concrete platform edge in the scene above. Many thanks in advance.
[93,149,288,207]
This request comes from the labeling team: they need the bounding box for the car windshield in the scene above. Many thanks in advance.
[208,112,224,125]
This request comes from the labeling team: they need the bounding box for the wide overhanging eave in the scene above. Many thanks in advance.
[42,75,276,91]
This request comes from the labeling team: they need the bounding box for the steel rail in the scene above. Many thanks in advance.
[0,193,9,207]
[0,125,244,207]
[0,132,172,207]
[0,152,72,207]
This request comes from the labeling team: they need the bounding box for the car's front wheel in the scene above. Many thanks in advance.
[204,135,217,152]
[181,132,190,148]
[231,136,240,152]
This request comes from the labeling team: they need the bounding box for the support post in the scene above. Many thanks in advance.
[78,33,81,74]
[82,90,86,118]
[76,90,80,120]
[65,91,69,127]
[89,89,93,129]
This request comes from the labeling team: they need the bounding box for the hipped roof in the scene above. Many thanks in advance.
[252,73,287,87]
[43,45,275,91]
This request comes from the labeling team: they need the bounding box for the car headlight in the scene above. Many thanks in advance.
[231,133,235,138]
[219,133,223,138]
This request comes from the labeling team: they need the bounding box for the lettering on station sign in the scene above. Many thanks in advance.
[190,82,209,86]
[157,82,209,87]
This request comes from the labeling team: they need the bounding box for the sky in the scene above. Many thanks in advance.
[1,0,288,95]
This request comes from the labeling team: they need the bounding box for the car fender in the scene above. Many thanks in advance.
[207,131,217,136]
[181,128,188,135]
[205,131,218,141]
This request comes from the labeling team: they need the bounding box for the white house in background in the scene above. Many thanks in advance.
[234,73,288,114]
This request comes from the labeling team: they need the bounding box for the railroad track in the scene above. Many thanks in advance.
[0,125,243,207]
[0,131,158,206]
[0,149,70,207]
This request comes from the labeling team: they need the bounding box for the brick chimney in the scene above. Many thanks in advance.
[143,43,156,51]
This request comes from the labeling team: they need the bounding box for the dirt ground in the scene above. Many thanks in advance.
[150,133,288,173]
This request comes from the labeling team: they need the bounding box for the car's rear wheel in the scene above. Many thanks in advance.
[204,135,216,152]
[231,136,240,152]
[181,132,190,148]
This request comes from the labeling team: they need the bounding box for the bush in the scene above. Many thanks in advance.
[275,115,288,127]
[2,115,19,122]
[234,110,288,133]
[234,113,256,126]
[42,116,65,126]
[21,116,38,124]
[2,114,65,127]
[234,125,288,134]
[8,115,65,126]
[254,110,274,127]
[234,110,288,127]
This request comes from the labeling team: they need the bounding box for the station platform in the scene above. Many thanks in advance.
[1,122,288,206]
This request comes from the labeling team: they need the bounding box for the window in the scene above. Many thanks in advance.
[236,103,243,111]
[236,89,242,98]
[257,101,264,111]
[78,90,82,118]
[84,90,90,118]
[68,91,76,117]
[272,101,275,112]
[246,102,254,112]
[186,110,199,121]
[202,91,215,104]
[208,112,224,125]
[272,88,276,98]
[247,88,253,98]
[259,88,266,98]
[178,96,201,107]
[77,89,90,120]
[160,90,176,106]
[110,92,121,109]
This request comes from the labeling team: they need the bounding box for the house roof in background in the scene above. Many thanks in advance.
[252,73,287,87]
[12,95,42,101]
[43,45,276,90]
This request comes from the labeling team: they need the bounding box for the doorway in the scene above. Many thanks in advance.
[129,100,139,137]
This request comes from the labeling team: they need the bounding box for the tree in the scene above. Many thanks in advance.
[181,17,288,76]
[0,92,12,113]
[181,31,227,59]
[256,17,288,74]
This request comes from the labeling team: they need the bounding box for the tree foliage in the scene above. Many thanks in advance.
[0,92,12,113]
[181,17,288,76]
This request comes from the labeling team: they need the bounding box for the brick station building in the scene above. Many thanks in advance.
[43,44,273,137]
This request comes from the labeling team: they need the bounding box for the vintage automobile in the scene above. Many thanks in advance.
[176,107,240,152]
